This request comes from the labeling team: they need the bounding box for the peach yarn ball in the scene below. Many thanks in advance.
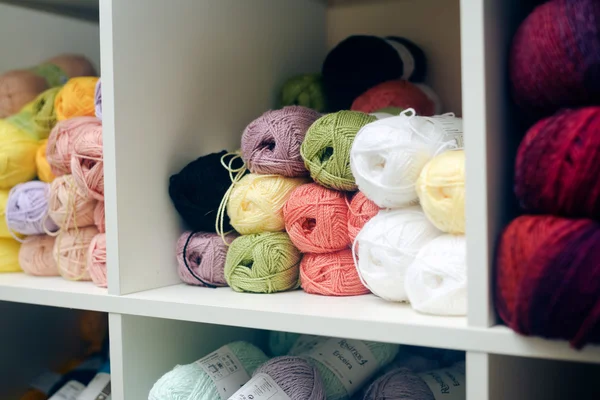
[19,235,58,276]
[347,192,379,243]
[0,238,21,272]
[300,249,370,296]
[47,116,101,176]
[283,183,351,253]
[45,54,96,79]
[36,139,56,182]
[0,70,49,118]
[54,225,99,281]
[94,201,105,233]
[71,125,104,200]
[48,175,97,229]
[88,233,106,287]
[55,77,99,121]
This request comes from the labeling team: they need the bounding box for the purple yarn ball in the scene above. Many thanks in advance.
[6,181,58,236]
[241,106,321,177]
[253,356,326,400]
[95,78,102,120]
[176,231,237,287]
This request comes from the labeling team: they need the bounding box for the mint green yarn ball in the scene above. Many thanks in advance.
[280,73,327,113]
[301,111,377,191]
[268,331,301,356]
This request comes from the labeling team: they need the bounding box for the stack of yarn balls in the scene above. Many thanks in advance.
[0,54,107,288]
[498,0,600,348]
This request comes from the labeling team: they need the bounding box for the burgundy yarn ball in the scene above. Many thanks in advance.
[510,0,600,116]
[252,356,326,400]
[515,107,600,219]
[241,106,321,177]
[496,215,600,349]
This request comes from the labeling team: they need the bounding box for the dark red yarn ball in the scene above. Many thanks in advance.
[510,0,600,117]
[514,107,600,219]
[496,215,600,349]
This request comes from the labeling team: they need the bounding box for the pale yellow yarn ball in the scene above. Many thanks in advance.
[416,150,465,234]
[0,237,22,272]
[0,190,11,238]
[227,173,309,235]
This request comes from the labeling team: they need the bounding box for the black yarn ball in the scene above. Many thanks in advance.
[169,150,242,232]
[322,35,427,111]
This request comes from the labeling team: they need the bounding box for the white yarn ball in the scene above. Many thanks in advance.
[350,110,462,208]
[354,206,442,302]
[405,234,467,315]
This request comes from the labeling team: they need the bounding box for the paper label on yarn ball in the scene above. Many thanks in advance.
[306,338,378,396]
[30,370,62,394]
[48,381,86,400]
[417,367,466,400]
[196,345,251,399]
[76,372,111,400]
[289,334,327,355]
[430,115,464,150]
[228,373,292,400]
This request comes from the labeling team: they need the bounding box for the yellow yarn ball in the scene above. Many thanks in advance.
[36,139,56,182]
[0,190,11,238]
[0,119,38,189]
[55,77,98,121]
[0,237,22,272]
[227,173,309,235]
[416,149,465,234]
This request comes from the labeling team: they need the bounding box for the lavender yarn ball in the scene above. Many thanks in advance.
[6,181,58,236]
[175,231,237,287]
[94,78,102,120]
[241,106,321,177]
[253,356,326,400]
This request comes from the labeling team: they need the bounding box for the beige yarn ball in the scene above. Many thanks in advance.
[19,235,58,276]
[53,225,99,281]
[48,174,97,230]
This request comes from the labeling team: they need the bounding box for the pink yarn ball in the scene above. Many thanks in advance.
[94,201,105,233]
[46,116,101,176]
[18,235,58,276]
[54,225,98,281]
[48,175,97,229]
[300,249,370,296]
[347,191,379,244]
[71,122,103,200]
[88,233,106,287]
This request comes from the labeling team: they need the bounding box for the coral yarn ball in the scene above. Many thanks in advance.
[55,77,99,121]
[351,80,438,116]
[47,116,101,177]
[347,192,379,244]
[301,249,370,296]
[19,235,58,276]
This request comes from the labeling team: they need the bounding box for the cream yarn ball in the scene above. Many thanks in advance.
[405,234,467,316]
[416,150,465,234]
[350,110,463,208]
[354,206,441,302]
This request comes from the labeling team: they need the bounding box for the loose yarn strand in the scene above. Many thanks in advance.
[216,151,247,243]
[182,231,217,289]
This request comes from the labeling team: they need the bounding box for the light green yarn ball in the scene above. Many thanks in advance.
[279,73,327,113]
[225,232,301,294]
[148,341,268,400]
[301,111,377,191]
[268,331,301,356]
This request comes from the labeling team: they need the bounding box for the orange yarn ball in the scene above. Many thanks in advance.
[88,233,106,288]
[36,139,56,182]
[71,124,103,200]
[18,235,58,276]
[48,175,97,229]
[347,191,379,244]
[300,249,370,296]
[283,183,351,253]
[94,201,105,233]
[55,77,99,121]
[47,116,101,176]
[54,225,98,281]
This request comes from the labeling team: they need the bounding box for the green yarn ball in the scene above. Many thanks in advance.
[280,73,327,113]
[301,111,377,191]
[6,86,60,140]
[225,232,301,294]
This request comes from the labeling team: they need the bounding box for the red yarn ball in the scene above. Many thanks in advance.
[496,215,600,349]
[510,0,600,117]
[351,80,438,116]
[515,107,600,219]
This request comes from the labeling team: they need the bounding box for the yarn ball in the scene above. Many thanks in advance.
[45,54,96,81]
[279,73,327,112]
[225,232,301,294]
[0,119,38,189]
[351,80,440,116]
[416,150,465,234]
[301,111,377,191]
[510,0,600,117]
[227,174,308,235]
[268,331,301,356]
[149,341,268,400]
[0,190,11,238]
[241,106,321,177]
[323,35,427,111]
[347,191,379,244]
[55,77,99,121]
[0,238,21,272]
[169,150,243,232]
[18,235,58,276]
[71,123,104,200]
[6,87,61,141]
[175,231,237,287]
[53,225,99,281]
[515,107,600,219]
[47,116,101,176]
[88,233,106,287]
[351,113,463,208]
[496,215,600,349]
[386,347,441,374]
[6,181,59,236]
[0,70,50,118]
[94,79,102,120]
[94,201,105,233]
[355,207,441,302]
[405,234,467,316]
[48,175,97,229]
[284,183,351,253]
[36,139,56,183]
[301,249,370,296]
[251,356,326,400]
[288,335,327,356]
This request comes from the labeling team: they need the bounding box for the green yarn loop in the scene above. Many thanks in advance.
[301,111,376,191]
[225,232,301,294]
[30,63,68,87]
[280,73,327,113]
